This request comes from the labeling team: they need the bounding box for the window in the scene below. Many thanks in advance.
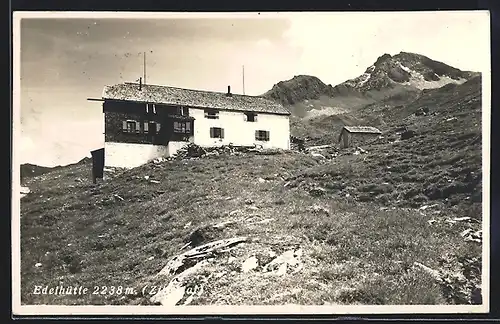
[255,130,270,141]
[122,120,139,133]
[177,106,189,116]
[210,127,224,139]
[204,109,219,119]
[245,112,257,122]
[143,121,149,133]
[145,103,156,114]
[174,121,191,134]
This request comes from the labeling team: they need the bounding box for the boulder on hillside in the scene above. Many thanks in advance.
[415,107,430,116]
[401,129,417,140]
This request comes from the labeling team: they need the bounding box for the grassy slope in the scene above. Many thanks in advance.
[20,77,483,306]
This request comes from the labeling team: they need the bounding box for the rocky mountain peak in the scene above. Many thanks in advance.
[263,75,335,106]
[339,51,477,92]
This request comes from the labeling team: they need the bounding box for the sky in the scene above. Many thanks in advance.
[15,11,490,167]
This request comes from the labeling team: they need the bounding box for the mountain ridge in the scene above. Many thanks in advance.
[20,157,92,180]
[263,51,479,118]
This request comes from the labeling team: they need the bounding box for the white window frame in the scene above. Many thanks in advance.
[204,109,220,119]
[210,127,224,139]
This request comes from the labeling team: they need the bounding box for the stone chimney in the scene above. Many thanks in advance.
[226,85,232,97]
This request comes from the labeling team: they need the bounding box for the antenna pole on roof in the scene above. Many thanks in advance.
[143,51,146,85]
[242,65,245,95]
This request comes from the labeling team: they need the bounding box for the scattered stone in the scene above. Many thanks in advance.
[184,221,192,229]
[453,216,473,222]
[275,263,288,276]
[157,237,248,277]
[151,260,210,306]
[356,147,368,154]
[20,186,31,198]
[213,220,236,229]
[415,107,430,116]
[35,263,42,268]
[460,229,473,237]
[245,199,255,205]
[311,153,326,159]
[242,256,259,273]
[309,186,326,197]
[401,129,416,140]
[113,194,124,201]
[290,135,306,151]
[149,179,160,184]
[144,175,150,180]
[258,177,267,183]
[180,242,191,250]
[419,204,439,211]
[170,143,275,160]
[462,229,482,243]
[309,205,330,215]
[147,256,155,261]
[263,248,303,275]
[153,157,167,164]
[306,145,332,151]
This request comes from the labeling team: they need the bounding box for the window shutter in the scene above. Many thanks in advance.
[153,104,156,114]
[144,122,149,132]
[255,130,259,140]
[267,131,270,141]
[254,115,258,122]
[146,104,149,113]
[221,128,225,139]
[210,128,214,138]
[156,123,161,132]
[135,121,140,133]
[122,121,127,131]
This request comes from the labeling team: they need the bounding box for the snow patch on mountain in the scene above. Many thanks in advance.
[358,73,372,87]
[398,62,467,90]
[305,106,350,119]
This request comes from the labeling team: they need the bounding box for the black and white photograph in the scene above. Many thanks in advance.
[12,11,490,315]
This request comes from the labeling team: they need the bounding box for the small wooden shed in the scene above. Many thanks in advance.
[338,126,382,148]
[90,148,105,183]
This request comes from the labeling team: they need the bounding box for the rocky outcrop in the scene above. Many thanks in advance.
[262,75,336,106]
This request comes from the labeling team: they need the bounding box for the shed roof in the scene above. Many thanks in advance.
[101,83,290,115]
[343,126,382,134]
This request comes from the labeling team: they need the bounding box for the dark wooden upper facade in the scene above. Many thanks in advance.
[103,99,194,146]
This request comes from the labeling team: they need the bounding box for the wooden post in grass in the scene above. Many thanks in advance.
[90,148,105,184]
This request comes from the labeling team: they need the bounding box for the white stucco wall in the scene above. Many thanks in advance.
[105,142,170,168]
[190,108,290,150]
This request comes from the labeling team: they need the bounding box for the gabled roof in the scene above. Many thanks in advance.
[101,83,291,115]
[343,126,382,134]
